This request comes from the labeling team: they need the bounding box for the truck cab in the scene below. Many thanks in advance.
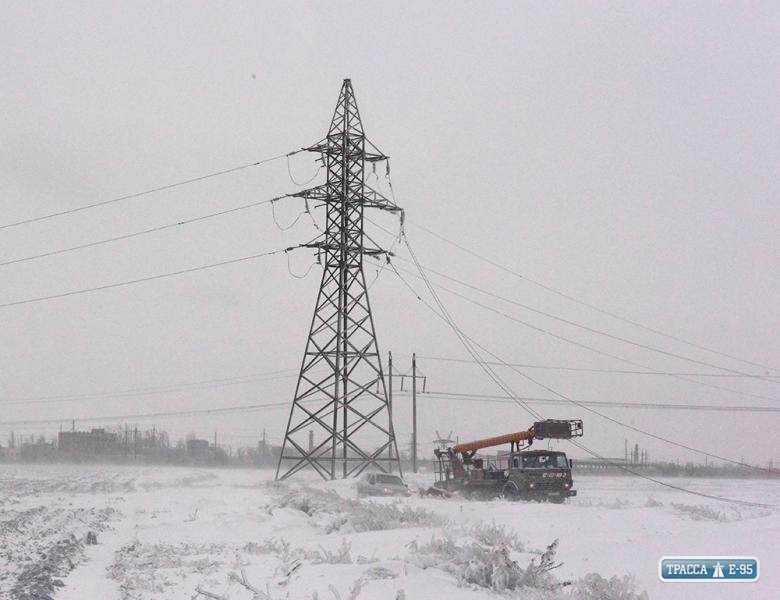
[502,449,576,502]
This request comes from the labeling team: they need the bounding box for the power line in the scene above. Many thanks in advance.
[369,214,778,393]
[390,241,775,479]
[395,255,778,383]
[0,247,291,310]
[566,440,774,508]
[497,355,778,472]
[2,394,389,431]
[391,262,778,403]
[407,355,779,379]
[286,153,323,186]
[392,262,777,506]
[410,221,779,375]
[0,400,294,427]
[0,195,292,269]
[399,390,780,413]
[395,251,776,471]
[0,150,301,231]
[396,232,542,422]
[0,368,298,407]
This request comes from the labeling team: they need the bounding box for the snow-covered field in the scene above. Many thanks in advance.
[0,465,777,600]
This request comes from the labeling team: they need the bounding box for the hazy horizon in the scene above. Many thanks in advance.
[1,2,778,469]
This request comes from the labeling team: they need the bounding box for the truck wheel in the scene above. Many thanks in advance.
[500,482,520,500]
[548,496,566,504]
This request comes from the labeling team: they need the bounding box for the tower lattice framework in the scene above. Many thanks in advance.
[276,79,402,480]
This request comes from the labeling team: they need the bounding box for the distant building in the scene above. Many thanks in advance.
[186,438,211,459]
[1,444,19,461]
[58,428,121,457]
[20,439,57,461]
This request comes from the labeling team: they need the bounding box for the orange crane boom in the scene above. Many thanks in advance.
[452,430,533,453]
[451,419,583,455]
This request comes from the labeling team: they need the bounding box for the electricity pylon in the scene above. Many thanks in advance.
[276,79,403,480]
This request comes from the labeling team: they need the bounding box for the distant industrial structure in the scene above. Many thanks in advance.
[185,438,211,459]
[59,428,121,457]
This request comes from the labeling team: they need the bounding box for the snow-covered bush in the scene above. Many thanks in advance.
[408,536,561,593]
[569,573,648,600]
[243,538,291,556]
[307,539,353,564]
[268,486,443,533]
[344,502,443,533]
[671,502,728,521]
[671,501,770,522]
[407,536,649,599]
[467,521,525,551]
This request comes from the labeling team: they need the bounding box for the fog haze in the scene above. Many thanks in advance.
[1,2,778,466]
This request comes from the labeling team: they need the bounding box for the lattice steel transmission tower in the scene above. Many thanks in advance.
[276,79,403,480]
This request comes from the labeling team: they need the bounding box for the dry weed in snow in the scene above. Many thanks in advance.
[670,502,771,522]
[108,542,225,600]
[407,535,562,592]
[408,536,648,599]
[0,505,115,600]
[245,537,379,569]
[267,486,443,533]
[573,497,632,509]
[466,521,525,552]
[569,573,648,600]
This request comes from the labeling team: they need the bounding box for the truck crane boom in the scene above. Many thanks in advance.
[452,419,583,455]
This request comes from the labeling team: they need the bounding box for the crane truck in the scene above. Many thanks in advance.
[432,419,583,502]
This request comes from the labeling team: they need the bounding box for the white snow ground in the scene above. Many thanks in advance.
[0,464,777,600]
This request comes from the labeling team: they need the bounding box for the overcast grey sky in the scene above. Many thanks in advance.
[0,2,778,466]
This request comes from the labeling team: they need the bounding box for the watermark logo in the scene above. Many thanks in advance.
[659,557,759,582]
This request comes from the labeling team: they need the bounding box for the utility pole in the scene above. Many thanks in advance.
[277,79,403,480]
[388,351,394,472]
[401,354,426,472]
[412,353,417,473]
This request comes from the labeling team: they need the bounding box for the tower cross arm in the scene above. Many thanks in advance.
[290,183,403,215]
[290,184,329,202]
[296,239,393,257]
[362,185,402,213]
[304,141,387,164]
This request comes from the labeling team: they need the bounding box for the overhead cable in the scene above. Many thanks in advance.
[391,262,778,403]
[395,233,542,421]
[391,241,774,475]
[286,153,323,186]
[399,390,780,413]
[410,221,779,375]
[568,440,774,508]
[0,400,294,427]
[0,369,298,407]
[409,355,779,379]
[396,256,778,383]
[0,150,302,231]
[0,195,291,269]
[0,247,291,310]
